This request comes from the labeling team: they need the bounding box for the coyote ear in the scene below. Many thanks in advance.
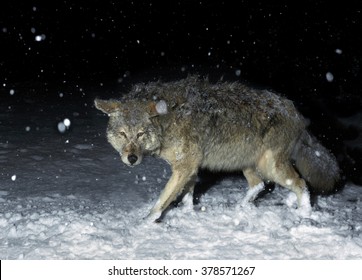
[94,98,121,115]
[149,100,168,116]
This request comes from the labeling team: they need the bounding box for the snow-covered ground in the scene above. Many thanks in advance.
[0,85,361,259]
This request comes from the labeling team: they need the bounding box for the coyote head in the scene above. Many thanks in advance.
[95,98,168,166]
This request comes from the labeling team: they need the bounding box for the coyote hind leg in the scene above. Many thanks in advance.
[241,168,265,206]
[257,150,311,212]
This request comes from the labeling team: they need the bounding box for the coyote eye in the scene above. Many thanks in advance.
[137,132,145,138]
[120,131,127,138]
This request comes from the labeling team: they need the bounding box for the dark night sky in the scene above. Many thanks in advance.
[1,1,361,89]
[1,0,362,183]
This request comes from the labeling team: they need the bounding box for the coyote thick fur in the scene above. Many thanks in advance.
[95,76,340,221]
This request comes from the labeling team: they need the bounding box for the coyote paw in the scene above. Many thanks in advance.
[296,204,312,218]
[181,193,194,211]
[241,182,265,206]
[297,190,312,217]
[287,190,312,217]
[286,192,298,208]
[144,210,163,223]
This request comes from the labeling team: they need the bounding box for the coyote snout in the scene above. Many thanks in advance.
[128,154,139,165]
[121,142,143,166]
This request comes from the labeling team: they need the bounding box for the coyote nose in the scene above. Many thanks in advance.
[128,154,138,165]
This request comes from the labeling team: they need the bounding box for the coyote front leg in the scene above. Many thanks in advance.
[147,162,198,221]
[241,167,265,205]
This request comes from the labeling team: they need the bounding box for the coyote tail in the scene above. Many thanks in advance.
[293,131,340,194]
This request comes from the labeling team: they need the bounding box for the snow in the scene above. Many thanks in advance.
[57,122,67,133]
[63,118,71,127]
[35,34,46,42]
[155,100,168,115]
[0,87,361,260]
[57,119,71,133]
[326,72,334,82]
[285,179,292,186]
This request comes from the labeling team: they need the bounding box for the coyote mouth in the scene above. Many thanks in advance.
[123,160,138,167]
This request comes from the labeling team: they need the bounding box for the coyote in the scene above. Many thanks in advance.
[95,76,340,221]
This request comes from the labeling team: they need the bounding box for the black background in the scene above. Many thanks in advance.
[1,0,362,184]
